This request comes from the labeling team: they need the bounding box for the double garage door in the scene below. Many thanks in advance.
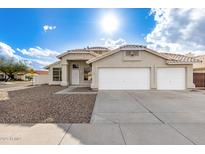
[98,68,185,90]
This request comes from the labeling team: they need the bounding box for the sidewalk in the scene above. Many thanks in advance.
[0,123,194,145]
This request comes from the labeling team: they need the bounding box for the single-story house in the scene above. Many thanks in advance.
[34,70,49,75]
[193,55,205,73]
[45,45,200,90]
[0,72,28,81]
[32,70,49,85]
[193,55,205,87]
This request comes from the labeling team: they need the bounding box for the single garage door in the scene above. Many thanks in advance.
[157,68,186,90]
[98,68,150,90]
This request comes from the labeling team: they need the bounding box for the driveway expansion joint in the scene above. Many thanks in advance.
[119,124,127,145]
[58,124,72,145]
[126,91,165,124]
[94,113,118,124]
[167,123,196,145]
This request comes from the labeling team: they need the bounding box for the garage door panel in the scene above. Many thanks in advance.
[157,68,185,90]
[98,68,150,90]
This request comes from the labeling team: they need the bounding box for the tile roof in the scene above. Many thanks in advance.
[119,45,200,63]
[57,46,109,58]
[68,46,109,52]
[196,54,205,58]
[44,61,61,69]
[160,53,201,63]
[34,70,49,75]
[69,48,87,52]
[55,44,201,64]
[87,46,109,51]
[119,44,147,49]
[87,45,201,64]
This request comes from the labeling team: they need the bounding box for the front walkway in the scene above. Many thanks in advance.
[55,86,98,94]
[1,90,205,144]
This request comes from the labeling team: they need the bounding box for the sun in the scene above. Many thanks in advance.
[101,14,119,34]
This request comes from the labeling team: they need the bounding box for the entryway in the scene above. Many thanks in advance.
[71,64,80,85]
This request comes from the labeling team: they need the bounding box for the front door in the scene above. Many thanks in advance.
[72,64,80,85]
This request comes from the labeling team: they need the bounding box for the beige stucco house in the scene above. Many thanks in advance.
[45,45,200,90]
[193,55,205,73]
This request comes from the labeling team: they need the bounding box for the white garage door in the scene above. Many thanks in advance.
[157,68,186,90]
[98,68,150,90]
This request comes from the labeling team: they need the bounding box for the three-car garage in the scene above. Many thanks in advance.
[98,68,186,90]
[87,46,196,90]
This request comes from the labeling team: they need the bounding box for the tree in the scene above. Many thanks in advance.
[0,58,29,82]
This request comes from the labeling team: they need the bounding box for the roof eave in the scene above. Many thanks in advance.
[166,60,198,65]
[87,47,170,64]
[57,51,97,59]
[44,61,61,69]
[43,66,49,69]
[87,49,119,64]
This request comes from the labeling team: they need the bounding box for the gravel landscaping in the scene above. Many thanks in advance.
[0,85,96,123]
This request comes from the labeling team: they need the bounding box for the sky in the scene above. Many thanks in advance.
[0,8,205,69]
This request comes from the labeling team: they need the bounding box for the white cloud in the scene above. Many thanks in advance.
[0,42,15,58]
[0,41,59,69]
[17,47,59,58]
[104,38,127,49]
[28,59,53,67]
[43,25,56,32]
[146,8,205,55]
[17,47,59,68]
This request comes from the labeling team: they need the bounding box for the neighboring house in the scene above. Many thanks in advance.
[14,73,27,80]
[33,70,49,85]
[34,70,49,75]
[45,45,200,90]
[193,55,205,87]
[0,72,27,81]
[0,71,44,81]
[193,55,205,73]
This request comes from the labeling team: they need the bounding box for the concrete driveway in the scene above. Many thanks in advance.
[1,90,205,145]
[90,90,205,144]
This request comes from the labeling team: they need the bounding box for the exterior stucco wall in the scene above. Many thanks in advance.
[33,74,49,85]
[91,50,194,89]
[194,69,205,73]
[194,55,205,68]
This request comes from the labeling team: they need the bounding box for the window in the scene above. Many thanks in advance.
[125,51,139,57]
[84,66,92,81]
[72,64,79,69]
[53,68,62,81]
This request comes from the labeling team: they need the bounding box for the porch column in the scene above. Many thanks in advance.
[61,62,69,86]
[151,65,157,89]
[186,66,195,89]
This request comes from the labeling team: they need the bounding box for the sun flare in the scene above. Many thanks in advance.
[101,14,119,34]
